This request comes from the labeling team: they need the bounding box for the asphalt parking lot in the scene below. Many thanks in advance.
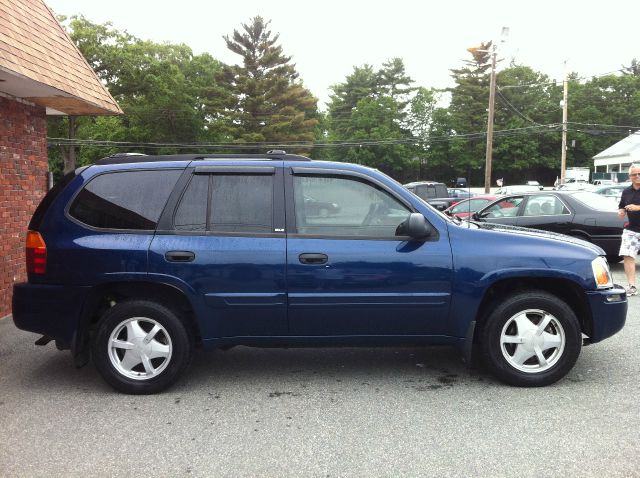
[1,262,639,477]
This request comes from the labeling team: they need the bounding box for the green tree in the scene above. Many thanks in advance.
[429,48,567,185]
[622,59,640,76]
[490,65,562,184]
[406,87,440,180]
[324,59,418,180]
[568,73,640,168]
[49,16,225,176]
[444,41,494,183]
[210,16,318,149]
[377,57,417,113]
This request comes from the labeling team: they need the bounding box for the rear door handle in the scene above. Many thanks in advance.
[299,253,328,265]
[165,250,195,262]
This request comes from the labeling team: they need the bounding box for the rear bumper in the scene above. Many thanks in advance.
[12,283,91,349]
[586,284,627,343]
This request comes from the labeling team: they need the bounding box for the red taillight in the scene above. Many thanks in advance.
[26,230,47,274]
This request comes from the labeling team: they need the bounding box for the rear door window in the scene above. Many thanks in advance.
[173,172,275,234]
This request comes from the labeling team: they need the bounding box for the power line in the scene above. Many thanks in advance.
[495,87,541,125]
[47,124,561,150]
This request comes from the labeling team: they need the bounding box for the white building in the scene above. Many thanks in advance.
[593,131,640,174]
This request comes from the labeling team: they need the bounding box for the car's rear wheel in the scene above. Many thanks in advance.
[92,300,193,394]
[480,291,581,386]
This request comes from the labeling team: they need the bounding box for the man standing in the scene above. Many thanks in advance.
[618,163,640,296]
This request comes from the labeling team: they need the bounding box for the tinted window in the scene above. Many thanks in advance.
[173,173,274,233]
[293,175,410,237]
[174,175,208,231]
[69,170,181,230]
[414,184,446,199]
[210,175,273,233]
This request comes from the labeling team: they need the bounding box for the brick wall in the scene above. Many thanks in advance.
[0,95,48,318]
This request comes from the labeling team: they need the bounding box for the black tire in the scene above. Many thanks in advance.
[480,290,581,387]
[92,300,193,394]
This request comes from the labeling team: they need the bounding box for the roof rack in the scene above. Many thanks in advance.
[94,150,312,165]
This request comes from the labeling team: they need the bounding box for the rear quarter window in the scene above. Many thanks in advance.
[68,169,182,230]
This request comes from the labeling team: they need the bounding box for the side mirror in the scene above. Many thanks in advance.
[397,213,433,239]
[471,212,480,221]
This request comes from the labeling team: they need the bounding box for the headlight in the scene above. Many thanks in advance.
[592,256,613,289]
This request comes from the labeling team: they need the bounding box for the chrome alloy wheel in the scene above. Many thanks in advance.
[500,309,566,373]
[108,317,173,380]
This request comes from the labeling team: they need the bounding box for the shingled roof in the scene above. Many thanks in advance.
[0,0,122,115]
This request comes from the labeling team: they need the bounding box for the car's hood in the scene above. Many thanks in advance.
[469,221,605,255]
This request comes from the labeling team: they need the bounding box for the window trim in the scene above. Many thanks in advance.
[194,166,275,175]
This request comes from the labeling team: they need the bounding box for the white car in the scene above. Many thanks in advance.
[495,185,540,195]
[526,180,544,190]
[555,182,596,192]
[592,179,615,186]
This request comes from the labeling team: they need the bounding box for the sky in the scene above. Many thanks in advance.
[46,0,640,109]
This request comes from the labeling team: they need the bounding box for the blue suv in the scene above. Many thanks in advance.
[13,152,627,394]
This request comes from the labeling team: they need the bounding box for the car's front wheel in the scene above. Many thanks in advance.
[480,291,581,386]
[92,300,193,394]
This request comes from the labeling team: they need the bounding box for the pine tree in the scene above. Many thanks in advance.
[212,16,318,147]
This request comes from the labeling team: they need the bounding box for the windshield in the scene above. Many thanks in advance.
[571,191,619,211]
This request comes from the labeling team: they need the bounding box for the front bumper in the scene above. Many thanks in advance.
[586,284,627,343]
[12,283,91,349]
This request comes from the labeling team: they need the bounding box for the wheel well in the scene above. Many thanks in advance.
[75,282,201,362]
[474,278,592,341]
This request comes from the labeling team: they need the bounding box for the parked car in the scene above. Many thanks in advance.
[594,184,629,202]
[404,181,459,211]
[472,190,626,262]
[447,187,476,199]
[13,152,627,394]
[443,195,501,219]
[526,180,544,190]
[303,194,340,217]
[455,177,467,188]
[554,181,595,192]
[592,179,615,186]
[495,185,540,195]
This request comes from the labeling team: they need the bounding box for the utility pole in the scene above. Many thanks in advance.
[63,116,77,175]
[484,44,497,193]
[470,28,508,193]
[560,61,568,183]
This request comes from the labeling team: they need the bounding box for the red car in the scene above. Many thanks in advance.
[444,195,501,219]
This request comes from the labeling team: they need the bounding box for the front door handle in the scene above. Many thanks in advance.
[165,250,196,262]
[299,253,328,265]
